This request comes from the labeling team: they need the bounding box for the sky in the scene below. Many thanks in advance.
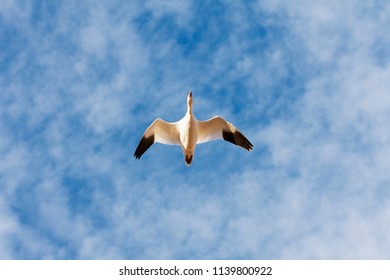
[1,0,390,259]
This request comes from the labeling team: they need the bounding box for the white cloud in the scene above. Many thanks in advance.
[144,0,194,29]
[0,197,19,258]
[0,0,31,25]
[80,26,108,57]
[213,0,390,259]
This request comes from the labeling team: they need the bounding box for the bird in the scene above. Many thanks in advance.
[134,91,253,165]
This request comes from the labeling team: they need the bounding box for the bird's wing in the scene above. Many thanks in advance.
[134,118,181,159]
[196,116,253,151]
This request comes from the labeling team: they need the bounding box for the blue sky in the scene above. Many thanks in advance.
[1,0,390,259]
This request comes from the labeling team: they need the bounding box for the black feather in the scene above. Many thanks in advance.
[134,134,155,159]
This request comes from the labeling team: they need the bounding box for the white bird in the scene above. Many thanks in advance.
[134,91,253,165]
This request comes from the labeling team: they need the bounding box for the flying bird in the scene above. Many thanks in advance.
[134,91,253,165]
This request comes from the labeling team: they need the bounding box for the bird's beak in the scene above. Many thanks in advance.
[189,91,192,97]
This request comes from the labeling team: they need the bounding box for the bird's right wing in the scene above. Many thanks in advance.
[197,116,253,151]
[134,118,181,159]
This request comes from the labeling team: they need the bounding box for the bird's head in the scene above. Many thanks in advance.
[187,90,193,110]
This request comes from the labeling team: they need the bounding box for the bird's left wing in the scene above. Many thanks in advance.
[134,118,180,159]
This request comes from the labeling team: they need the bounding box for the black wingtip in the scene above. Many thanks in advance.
[222,130,253,151]
[236,130,254,151]
[133,148,141,159]
[133,151,141,159]
[134,134,155,159]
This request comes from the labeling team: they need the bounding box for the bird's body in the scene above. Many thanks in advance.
[134,91,253,165]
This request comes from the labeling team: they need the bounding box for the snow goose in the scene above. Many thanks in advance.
[134,91,253,165]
